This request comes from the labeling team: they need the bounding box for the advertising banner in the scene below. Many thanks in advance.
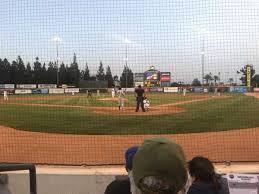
[41,89,49,94]
[134,73,144,82]
[134,82,144,87]
[161,81,170,87]
[49,89,64,94]
[65,88,80,93]
[16,84,37,89]
[164,87,178,93]
[38,84,57,89]
[0,89,15,94]
[254,88,259,92]
[229,86,248,93]
[0,84,15,89]
[15,89,32,94]
[225,173,259,194]
[32,89,42,94]
[122,88,135,92]
[149,88,163,92]
[193,87,204,93]
[160,72,171,82]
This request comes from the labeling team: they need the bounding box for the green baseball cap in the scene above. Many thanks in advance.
[133,137,187,194]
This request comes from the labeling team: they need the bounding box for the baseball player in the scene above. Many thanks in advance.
[183,88,187,96]
[117,87,125,111]
[143,96,150,111]
[111,88,115,98]
[3,91,8,101]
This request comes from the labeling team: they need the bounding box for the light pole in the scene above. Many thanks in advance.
[124,38,131,90]
[52,36,62,87]
[125,43,128,90]
[56,42,59,86]
[201,39,205,85]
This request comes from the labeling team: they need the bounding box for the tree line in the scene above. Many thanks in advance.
[0,54,134,87]
[186,64,259,87]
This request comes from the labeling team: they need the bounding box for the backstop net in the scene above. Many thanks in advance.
[0,0,259,165]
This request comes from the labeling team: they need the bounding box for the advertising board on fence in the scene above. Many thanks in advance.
[0,84,15,89]
[161,81,170,87]
[160,72,171,82]
[225,173,259,194]
[254,88,259,92]
[38,84,57,89]
[164,87,178,93]
[229,86,248,93]
[149,88,163,92]
[16,84,37,89]
[32,89,42,94]
[122,88,135,92]
[134,82,144,87]
[65,88,80,93]
[15,89,32,94]
[0,89,15,94]
[193,87,204,93]
[134,73,144,82]
[49,89,64,94]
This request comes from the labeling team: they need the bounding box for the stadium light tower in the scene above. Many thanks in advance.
[124,38,131,90]
[52,36,62,87]
[201,39,205,85]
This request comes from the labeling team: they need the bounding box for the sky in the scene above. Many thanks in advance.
[1,0,259,83]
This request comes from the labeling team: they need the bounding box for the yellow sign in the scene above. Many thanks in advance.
[247,65,251,87]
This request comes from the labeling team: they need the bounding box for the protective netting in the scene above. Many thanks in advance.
[0,0,259,165]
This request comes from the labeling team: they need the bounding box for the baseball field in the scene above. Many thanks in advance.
[1,92,259,165]
[0,92,259,135]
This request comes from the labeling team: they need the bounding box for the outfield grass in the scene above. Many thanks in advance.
[0,93,258,135]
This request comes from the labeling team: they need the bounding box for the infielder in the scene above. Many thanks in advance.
[117,87,125,111]
[111,88,115,98]
[3,91,8,101]
[143,97,150,111]
[183,88,187,96]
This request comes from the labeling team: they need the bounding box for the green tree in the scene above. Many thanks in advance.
[47,62,57,84]
[213,75,220,85]
[69,53,80,86]
[204,73,213,85]
[192,78,201,86]
[0,58,5,83]
[252,74,259,87]
[10,60,19,84]
[33,57,42,84]
[105,65,114,87]
[96,61,105,81]
[59,63,67,84]
[228,78,234,85]
[16,56,26,84]
[83,63,90,80]
[3,58,11,83]
[237,64,255,86]
[24,62,32,83]
[120,65,134,87]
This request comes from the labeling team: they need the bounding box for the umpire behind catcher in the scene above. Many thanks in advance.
[135,85,145,112]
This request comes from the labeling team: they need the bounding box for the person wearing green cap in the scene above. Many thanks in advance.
[132,137,188,194]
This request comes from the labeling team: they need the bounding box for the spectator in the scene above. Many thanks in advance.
[132,137,188,194]
[187,156,229,194]
[125,146,142,194]
[104,179,131,194]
